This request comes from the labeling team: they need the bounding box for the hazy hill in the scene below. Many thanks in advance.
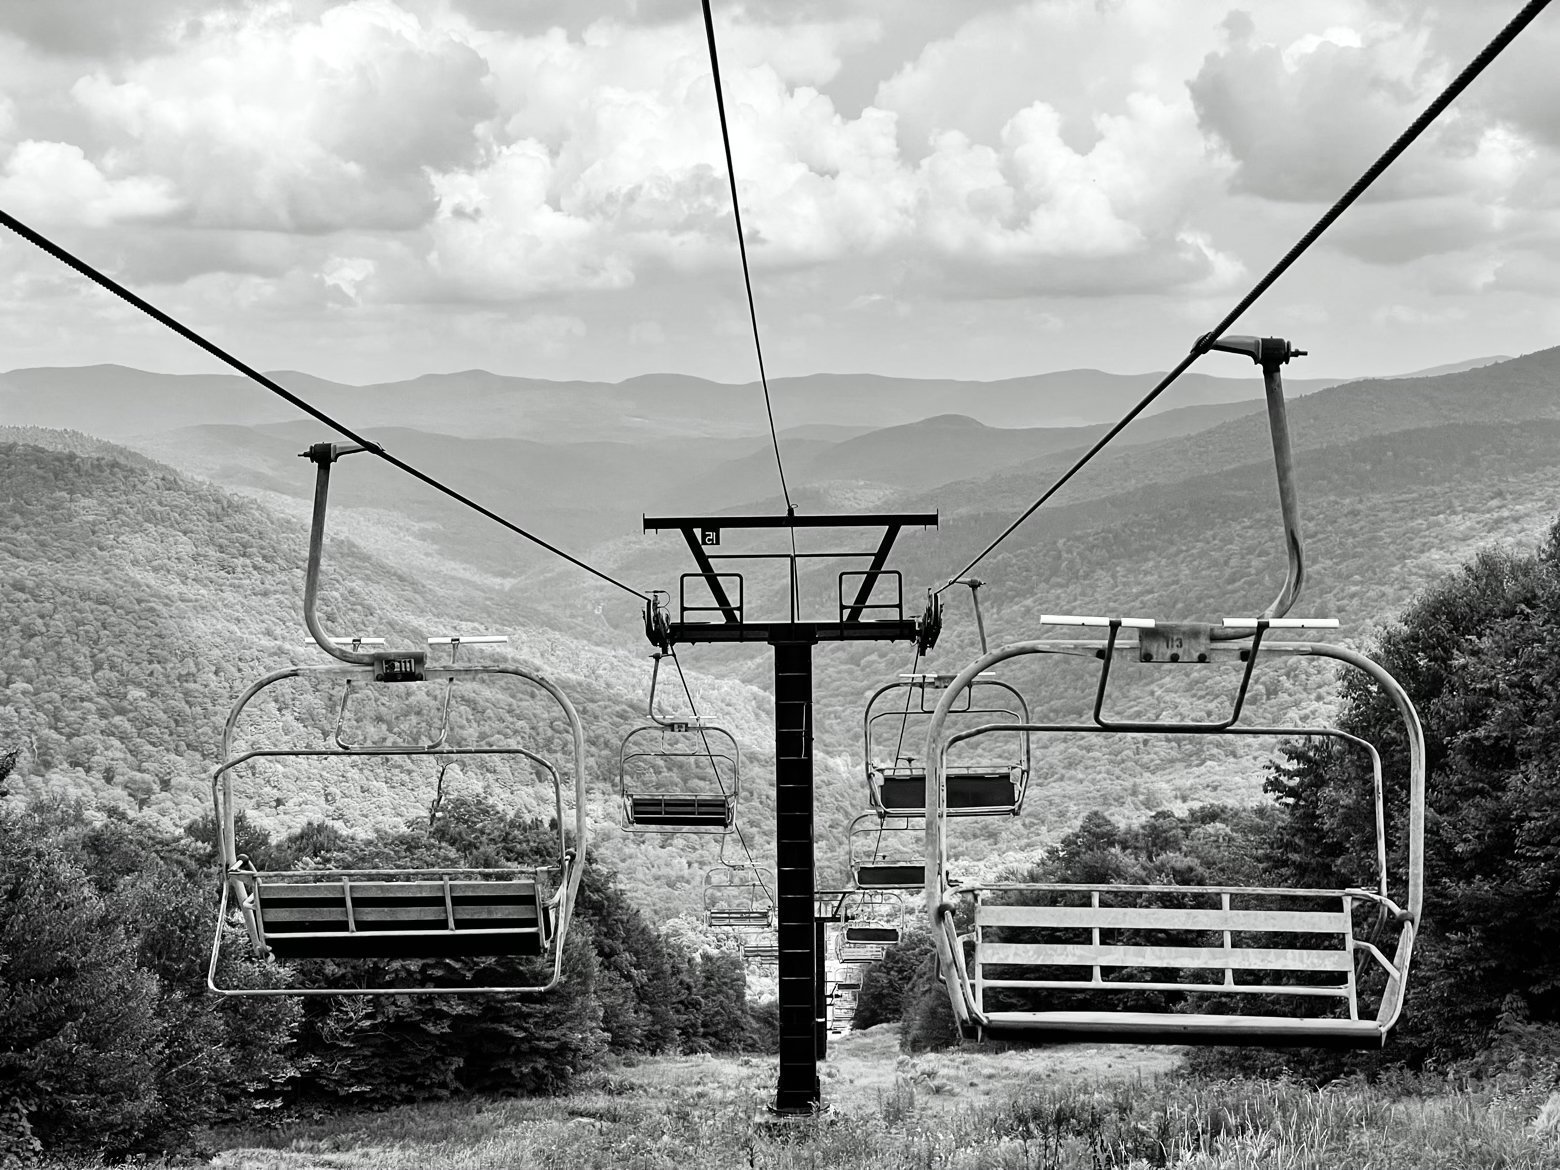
[906,346,1560,530]
[1,362,1346,442]
[1388,355,1512,378]
[0,437,811,916]
[118,399,1267,582]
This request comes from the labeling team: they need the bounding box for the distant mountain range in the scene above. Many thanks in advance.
[0,360,1390,442]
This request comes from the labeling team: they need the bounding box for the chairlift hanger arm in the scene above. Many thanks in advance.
[301,444,377,665]
[1200,337,1307,634]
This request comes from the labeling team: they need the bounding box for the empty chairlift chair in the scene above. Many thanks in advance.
[922,338,1426,1047]
[207,442,589,996]
[864,672,1031,816]
[743,937,781,966]
[704,864,775,931]
[620,654,740,833]
[849,812,930,891]
[840,889,905,948]
[923,622,1424,1046]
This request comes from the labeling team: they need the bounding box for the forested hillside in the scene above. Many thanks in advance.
[0,439,794,918]
[5,348,1560,919]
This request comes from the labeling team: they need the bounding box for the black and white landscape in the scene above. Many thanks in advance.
[5,0,1560,1162]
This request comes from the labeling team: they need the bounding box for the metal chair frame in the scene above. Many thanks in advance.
[864,673,1031,816]
[848,812,929,890]
[620,653,741,834]
[924,627,1425,1047]
[704,864,775,930]
[207,442,588,997]
[839,889,906,946]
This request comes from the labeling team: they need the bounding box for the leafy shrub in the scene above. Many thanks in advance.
[0,819,164,1154]
[0,1096,40,1169]
[855,931,934,1030]
[900,950,959,1054]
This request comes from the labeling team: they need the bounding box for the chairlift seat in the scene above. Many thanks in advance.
[744,945,780,962]
[854,862,927,889]
[843,925,900,945]
[977,1012,1383,1047]
[875,768,1019,817]
[707,907,772,929]
[960,888,1391,1047]
[250,877,549,960]
[626,793,734,828]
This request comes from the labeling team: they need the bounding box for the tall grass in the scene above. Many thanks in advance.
[46,1054,1560,1169]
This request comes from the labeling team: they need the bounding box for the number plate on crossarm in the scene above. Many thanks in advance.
[373,651,427,682]
[1137,623,1212,664]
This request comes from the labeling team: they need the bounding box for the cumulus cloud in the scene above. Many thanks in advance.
[68,1,492,233]
[1190,4,1560,274]
[0,0,243,58]
[1189,16,1455,203]
[0,0,1250,307]
[4,0,1555,380]
[423,140,629,299]
[0,139,180,226]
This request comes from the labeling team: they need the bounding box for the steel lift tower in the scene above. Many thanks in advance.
[643,511,937,1114]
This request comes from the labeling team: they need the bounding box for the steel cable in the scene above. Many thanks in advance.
[0,208,652,602]
[936,0,1554,593]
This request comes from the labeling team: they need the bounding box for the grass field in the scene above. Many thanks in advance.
[190,1026,1560,1170]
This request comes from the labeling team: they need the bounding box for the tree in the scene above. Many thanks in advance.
[1264,519,1560,1062]
[854,932,934,1030]
[0,819,164,1154]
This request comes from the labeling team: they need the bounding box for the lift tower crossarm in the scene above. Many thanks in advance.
[644,513,939,530]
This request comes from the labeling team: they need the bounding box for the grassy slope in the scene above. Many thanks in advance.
[189,1030,1559,1170]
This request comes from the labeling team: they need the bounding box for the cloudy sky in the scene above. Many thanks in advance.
[0,0,1557,387]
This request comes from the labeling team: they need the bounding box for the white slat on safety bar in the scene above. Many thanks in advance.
[1040,615,1156,628]
[327,636,386,645]
[1222,618,1340,629]
[428,635,511,644]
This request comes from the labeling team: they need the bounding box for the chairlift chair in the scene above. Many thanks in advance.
[836,935,891,964]
[864,669,1031,817]
[849,812,929,890]
[620,654,740,833]
[207,443,589,997]
[704,864,775,931]
[742,937,781,966]
[922,338,1426,1047]
[840,889,906,946]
